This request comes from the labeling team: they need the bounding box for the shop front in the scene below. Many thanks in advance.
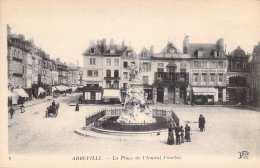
[12,88,29,104]
[83,85,102,104]
[192,87,216,105]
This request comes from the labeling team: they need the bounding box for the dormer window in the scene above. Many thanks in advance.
[142,51,147,57]
[214,50,219,57]
[90,48,95,54]
[110,48,115,54]
[127,51,132,56]
[198,50,203,57]
[168,48,176,54]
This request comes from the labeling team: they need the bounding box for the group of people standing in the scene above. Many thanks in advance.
[167,123,191,145]
[167,114,206,145]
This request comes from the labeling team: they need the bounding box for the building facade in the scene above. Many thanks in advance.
[226,46,250,104]
[184,37,227,105]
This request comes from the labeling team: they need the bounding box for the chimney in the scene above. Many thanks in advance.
[110,38,114,46]
[18,34,25,41]
[217,38,224,51]
[150,45,154,54]
[122,40,125,50]
[183,35,190,53]
[56,58,60,63]
[7,24,11,35]
[103,38,106,51]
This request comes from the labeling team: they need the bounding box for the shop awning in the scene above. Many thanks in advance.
[103,89,121,101]
[8,90,13,97]
[13,88,29,97]
[38,87,46,96]
[193,87,216,96]
[52,86,58,92]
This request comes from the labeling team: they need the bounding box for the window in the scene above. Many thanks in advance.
[106,59,111,66]
[106,70,111,77]
[106,81,111,88]
[214,50,219,57]
[194,61,200,68]
[180,68,186,78]
[90,48,95,54]
[202,73,207,83]
[198,51,203,57]
[114,70,119,77]
[193,73,198,82]
[140,62,151,72]
[94,70,98,77]
[87,70,93,76]
[123,83,128,89]
[210,62,216,68]
[110,48,115,54]
[90,58,96,65]
[157,68,164,72]
[123,72,128,79]
[113,81,119,88]
[218,73,223,82]
[114,59,119,66]
[123,62,128,68]
[201,61,207,68]
[210,73,215,82]
[157,63,164,68]
[142,76,148,84]
[142,51,147,57]
[180,63,186,68]
[127,51,132,56]
[218,61,224,68]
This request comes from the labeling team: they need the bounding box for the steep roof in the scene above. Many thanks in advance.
[160,42,181,54]
[82,44,102,56]
[103,44,126,56]
[253,45,260,54]
[186,43,225,58]
[121,46,138,59]
[138,47,152,60]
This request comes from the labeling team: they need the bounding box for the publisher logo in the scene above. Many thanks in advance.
[238,151,250,159]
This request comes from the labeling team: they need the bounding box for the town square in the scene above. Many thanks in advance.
[1,0,260,168]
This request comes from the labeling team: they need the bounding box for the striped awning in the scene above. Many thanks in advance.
[193,87,216,96]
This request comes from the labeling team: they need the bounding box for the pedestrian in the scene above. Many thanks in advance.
[198,114,206,132]
[185,124,191,142]
[9,106,15,119]
[75,102,79,111]
[52,100,56,106]
[180,125,184,143]
[175,124,181,145]
[20,104,25,113]
[167,124,174,145]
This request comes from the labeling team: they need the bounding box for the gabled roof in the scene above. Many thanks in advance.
[160,42,181,54]
[121,46,138,59]
[138,47,152,60]
[186,43,225,58]
[82,44,102,56]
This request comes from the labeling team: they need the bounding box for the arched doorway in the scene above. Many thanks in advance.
[168,85,175,104]
[179,86,186,104]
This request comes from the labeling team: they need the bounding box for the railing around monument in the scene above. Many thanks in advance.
[86,108,179,128]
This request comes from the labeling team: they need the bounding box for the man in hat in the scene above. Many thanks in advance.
[198,114,206,132]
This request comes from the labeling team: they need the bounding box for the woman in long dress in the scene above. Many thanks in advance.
[167,124,174,145]
[185,124,191,142]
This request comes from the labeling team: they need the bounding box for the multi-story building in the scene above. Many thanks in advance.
[226,46,250,104]
[82,40,105,103]
[152,42,190,104]
[138,46,154,103]
[102,39,125,103]
[183,36,227,105]
[7,33,26,88]
[250,41,260,105]
[56,58,68,85]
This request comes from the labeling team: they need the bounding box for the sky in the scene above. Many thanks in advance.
[1,0,260,66]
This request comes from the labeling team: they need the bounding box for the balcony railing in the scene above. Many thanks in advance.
[227,68,249,72]
[104,77,121,80]
[154,72,189,84]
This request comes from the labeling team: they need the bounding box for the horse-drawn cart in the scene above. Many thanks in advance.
[46,103,60,118]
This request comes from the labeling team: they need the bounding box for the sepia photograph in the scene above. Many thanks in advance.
[0,0,260,168]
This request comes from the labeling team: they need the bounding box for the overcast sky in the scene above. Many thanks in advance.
[2,0,260,66]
